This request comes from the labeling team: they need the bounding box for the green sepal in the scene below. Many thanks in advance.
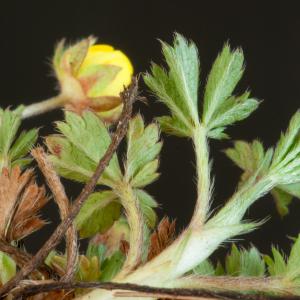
[78,64,121,98]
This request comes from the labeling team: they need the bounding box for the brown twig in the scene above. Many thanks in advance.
[0,78,138,298]
[10,280,300,300]
[0,240,62,278]
[31,147,78,281]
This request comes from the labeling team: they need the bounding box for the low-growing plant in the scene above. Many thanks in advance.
[0,33,299,300]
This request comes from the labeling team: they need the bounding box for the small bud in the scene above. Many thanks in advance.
[53,37,133,123]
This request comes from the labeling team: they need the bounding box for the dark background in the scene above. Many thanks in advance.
[1,1,300,258]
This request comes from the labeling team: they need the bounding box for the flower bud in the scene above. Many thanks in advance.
[53,37,133,123]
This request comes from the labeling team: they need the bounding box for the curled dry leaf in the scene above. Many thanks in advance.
[0,166,48,242]
[147,217,176,261]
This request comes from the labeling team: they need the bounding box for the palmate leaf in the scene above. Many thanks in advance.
[193,244,265,277]
[0,107,37,169]
[225,138,300,217]
[264,234,300,289]
[75,191,121,238]
[46,111,122,188]
[203,43,244,125]
[123,115,161,229]
[145,36,258,140]
[202,45,260,139]
[206,92,260,139]
[144,33,200,137]
[125,114,162,187]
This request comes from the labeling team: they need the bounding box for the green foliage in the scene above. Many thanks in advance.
[264,234,300,292]
[0,107,37,169]
[271,111,300,168]
[225,244,265,277]
[99,250,125,281]
[125,114,162,187]
[75,191,121,238]
[76,255,101,282]
[193,259,215,275]
[135,189,158,229]
[144,33,200,137]
[193,244,265,277]
[0,251,16,284]
[145,36,259,140]
[46,111,122,188]
[202,44,259,139]
[225,111,300,217]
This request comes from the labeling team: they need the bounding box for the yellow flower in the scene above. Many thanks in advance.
[53,38,134,123]
[79,44,133,98]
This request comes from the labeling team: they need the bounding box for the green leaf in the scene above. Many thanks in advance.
[264,247,287,276]
[75,191,121,238]
[135,189,158,228]
[76,255,101,282]
[130,159,160,188]
[125,114,162,186]
[86,244,106,265]
[207,92,260,139]
[156,116,191,137]
[225,139,300,216]
[144,33,200,137]
[46,135,97,183]
[225,244,265,277]
[161,33,200,123]
[0,108,21,156]
[193,259,215,275]
[271,188,293,217]
[47,111,122,187]
[100,250,125,281]
[9,129,37,161]
[239,247,265,276]
[286,234,300,281]
[0,107,37,169]
[225,244,241,276]
[203,43,245,126]
[271,110,300,168]
[0,251,16,284]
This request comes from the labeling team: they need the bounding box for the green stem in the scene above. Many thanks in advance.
[114,182,144,279]
[191,124,211,226]
[21,94,67,119]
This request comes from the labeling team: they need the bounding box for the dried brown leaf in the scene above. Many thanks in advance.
[0,166,49,242]
[147,217,176,261]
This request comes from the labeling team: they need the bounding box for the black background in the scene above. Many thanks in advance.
[1,1,300,258]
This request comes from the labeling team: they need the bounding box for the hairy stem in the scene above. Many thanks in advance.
[114,183,144,278]
[0,78,138,298]
[21,94,67,119]
[31,147,78,281]
[191,124,211,226]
